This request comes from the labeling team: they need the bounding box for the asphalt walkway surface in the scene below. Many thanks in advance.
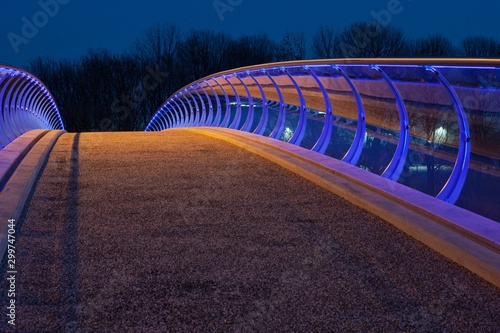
[0,131,499,332]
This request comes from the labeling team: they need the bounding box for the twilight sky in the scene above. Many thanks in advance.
[1,0,499,68]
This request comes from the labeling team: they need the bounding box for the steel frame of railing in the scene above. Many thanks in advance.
[146,58,500,205]
[0,65,64,149]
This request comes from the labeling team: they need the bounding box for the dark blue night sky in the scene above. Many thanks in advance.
[2,0,499,68]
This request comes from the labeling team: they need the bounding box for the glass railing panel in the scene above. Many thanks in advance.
[225,75,246,130]
[264,100,280,137]
[266,68,300,143]
[285,66,323,149]
[341,65,399,175]
[307,65,357,160]
[238,74,261,133]
[382,65,456,196]
[436,66,500,221]
[250,71,282,137]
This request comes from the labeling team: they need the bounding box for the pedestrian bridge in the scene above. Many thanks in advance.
[0,60,499,331]
[146,59,500,220]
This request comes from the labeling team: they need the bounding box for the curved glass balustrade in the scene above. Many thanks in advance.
[0,65,64,150]
[146,59,500,222]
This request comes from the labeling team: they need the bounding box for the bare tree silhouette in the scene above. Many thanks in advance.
[413,34,456,57]
[337,21,409,58]
[277,31,305,61]
[225,33,278,68]
[312,26,338,59]
[461,36,499,57]
[176,29,232,81]
[132,24,180,128]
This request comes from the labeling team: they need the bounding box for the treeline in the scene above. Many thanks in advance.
[311,22,500,58]
[28,22,500,132]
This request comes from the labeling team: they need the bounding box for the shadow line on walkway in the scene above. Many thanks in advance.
[61,133,80,332]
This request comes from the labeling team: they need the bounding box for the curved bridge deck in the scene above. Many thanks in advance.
[1,131,499,331]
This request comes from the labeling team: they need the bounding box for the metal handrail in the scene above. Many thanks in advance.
[0,65,64,149]
[146,58,500,213]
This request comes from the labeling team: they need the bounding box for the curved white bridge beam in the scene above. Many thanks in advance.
[0,65,64,150]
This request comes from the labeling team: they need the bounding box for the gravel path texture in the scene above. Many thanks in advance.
[0,131,499,332]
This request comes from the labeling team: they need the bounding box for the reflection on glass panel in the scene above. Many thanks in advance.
[226,97,238,128]
[280,105,300,142]
[435,66,500,221]
[219,99,229,126]
[343,65,398,174]
[263,101,279,137]
[320,67,358,160]
[301,116,324,149]
[325,120,356,160]
[282,108,299,142]
[191,89,206,125]
[239,107,248,130]
[286,66,326,149]
[248,98,263,133]
[205,96,218,126]
[382,66,456,191]
[458,168,500,222]
[358,127,398,175]
[240,75,262,133]
[237,96,249,130]
[267,68,300,142]
[437,67,500,159]
[398,138,457,197]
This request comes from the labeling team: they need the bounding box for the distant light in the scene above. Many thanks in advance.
[282,127,293,141]
[435,126,447,143]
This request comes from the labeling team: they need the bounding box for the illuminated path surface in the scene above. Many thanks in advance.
[1,131,499,332]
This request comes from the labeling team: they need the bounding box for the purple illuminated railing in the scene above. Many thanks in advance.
[0,65,64,149]
[146,59,500,221]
